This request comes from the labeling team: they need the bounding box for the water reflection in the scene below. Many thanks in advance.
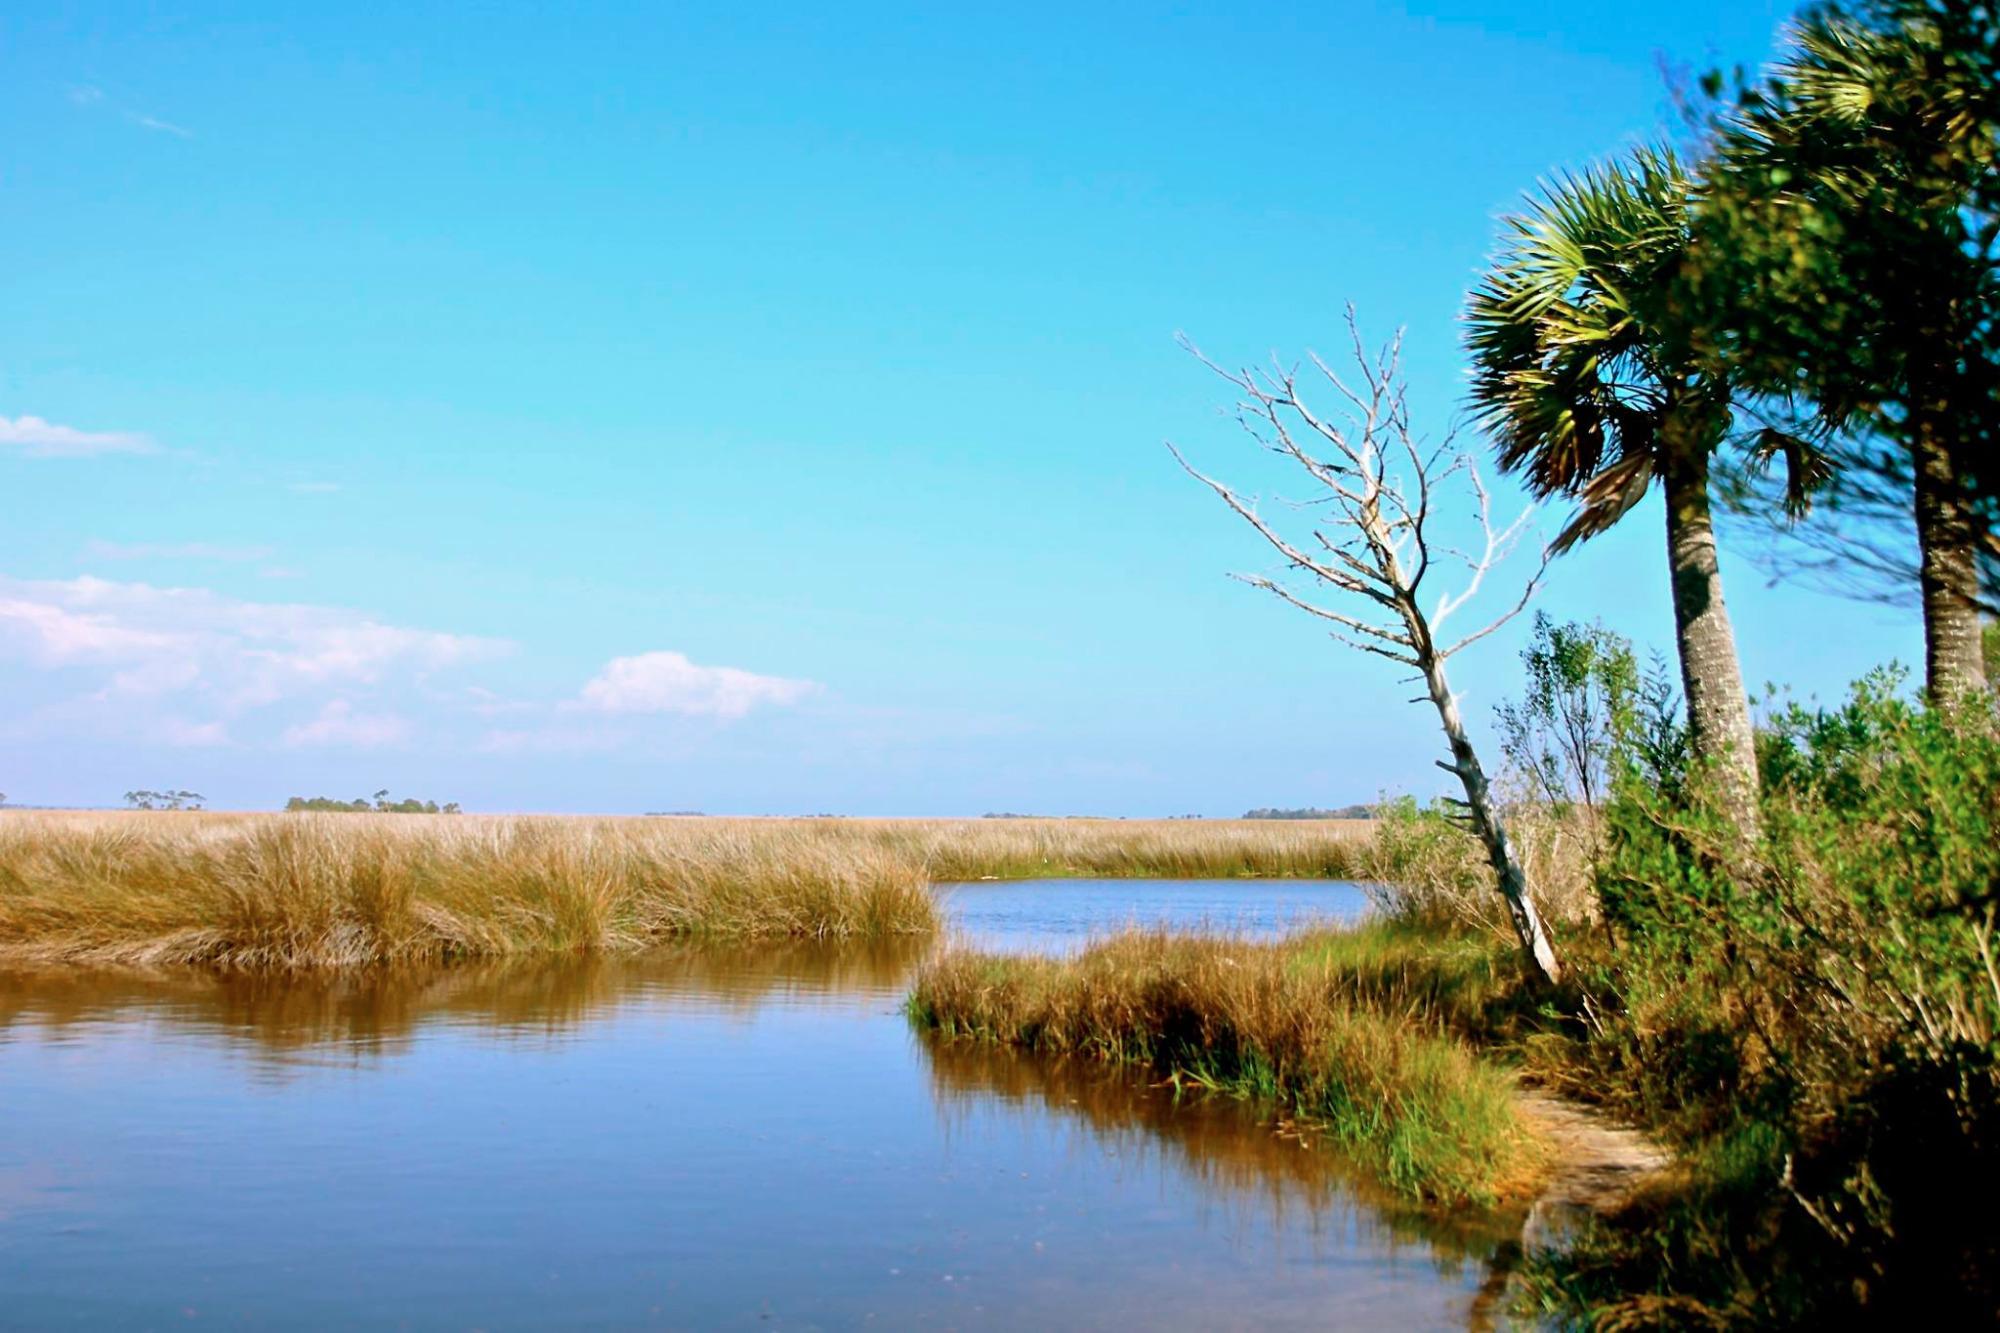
[1,882,1518,1329]
[0,939,927,1062]
[922,1037,1520,1270]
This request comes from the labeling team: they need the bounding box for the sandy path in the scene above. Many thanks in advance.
[1515,1089,1672,1250]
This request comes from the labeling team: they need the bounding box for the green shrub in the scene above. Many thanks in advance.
[1528,674,2000,1324]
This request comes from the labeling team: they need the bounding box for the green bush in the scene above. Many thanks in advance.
[1530,674,2000,1325]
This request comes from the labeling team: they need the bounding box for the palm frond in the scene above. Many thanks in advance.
[1553,453,1657,552]
[1747,425,1836,517]
[1465,146,1717,540]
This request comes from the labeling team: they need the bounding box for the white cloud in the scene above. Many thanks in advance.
[459,685,536,717]
[132,114,192,138]
[65,85,191,138]
[0,578,818,757]
[568,650,819,720]
[478,724,623,755]
[86,540,273,563]
[282,700,409,749]
[0,594,180,666]
[0,575,509,741]
[0,415,157,458]
[155,717,231,748]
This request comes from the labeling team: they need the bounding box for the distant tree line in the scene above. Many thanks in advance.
[983,812,1137,819]
[1241,805,1376,820]
[124,789,205,811]
[284,789,460,814]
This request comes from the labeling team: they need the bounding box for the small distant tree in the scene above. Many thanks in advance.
[1613,651,1694,801]
[124,789,204,811]
[1173,312,1562,985]
[1495,614,1640,810]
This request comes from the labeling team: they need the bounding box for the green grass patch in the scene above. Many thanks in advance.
[908,925,1545,1207]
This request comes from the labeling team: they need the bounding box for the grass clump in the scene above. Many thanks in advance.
[1282,919,1533,1044]
[1361,794,1601,937]
[0,814,939,969]
[909,925,1543,1207]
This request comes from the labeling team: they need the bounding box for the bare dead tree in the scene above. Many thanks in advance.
[1171,312,1562,985]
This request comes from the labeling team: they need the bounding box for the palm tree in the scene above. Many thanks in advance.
[1697,0,1996,702]
[1466,148,1762,831]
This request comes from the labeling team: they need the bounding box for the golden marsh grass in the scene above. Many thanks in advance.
[908,924,1542,1206]
[0,812,938,968]
[0,811,1373,970]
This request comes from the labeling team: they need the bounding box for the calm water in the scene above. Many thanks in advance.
[942,877,1371,954]
[1,881,1518,1330]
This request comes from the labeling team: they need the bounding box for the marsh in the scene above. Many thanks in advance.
[0,878,1528,1330]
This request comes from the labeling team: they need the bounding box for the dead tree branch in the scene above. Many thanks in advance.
[1172,308,1562,984]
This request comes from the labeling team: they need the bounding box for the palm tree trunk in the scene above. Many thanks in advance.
[1911,421,1989,702]
[1661,447,1762,836]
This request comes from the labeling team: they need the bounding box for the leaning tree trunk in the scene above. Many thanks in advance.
[1404,608,1563,986]
[1661,446,1762,838]
[1173,317,1565,988]
[1910,420,1990,703]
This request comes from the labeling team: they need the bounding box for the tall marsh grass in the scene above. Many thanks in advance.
[0,813,938,968]
[0,812,1372,970]
[903,816,1373,880]
[908,925,1543,1206]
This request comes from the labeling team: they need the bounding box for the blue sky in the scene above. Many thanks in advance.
[0,1,1913,814]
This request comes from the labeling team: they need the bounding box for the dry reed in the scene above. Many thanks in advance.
[0,812,938,968]
[0,812,1373,970]
[900,816,1373,880]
